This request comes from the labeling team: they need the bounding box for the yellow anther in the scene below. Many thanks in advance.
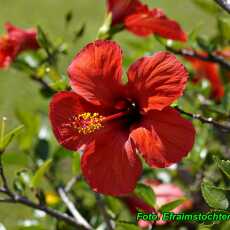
[71,112,104,135]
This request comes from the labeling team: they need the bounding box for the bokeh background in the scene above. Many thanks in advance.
[0,0,219,229]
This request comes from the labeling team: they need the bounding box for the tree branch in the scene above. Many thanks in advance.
[0,157,90,230]
[58,187,92,230]
[176,107,230,132]
[214,0,230,13]
[30,75,56,93]
[95,193,113,230]
[0,157,14,198]
[65,175,82,193]
[167,47,230,70]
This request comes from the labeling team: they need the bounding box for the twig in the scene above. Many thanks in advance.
[0,157,90,229]
[176,107,230,132]
[65,175,82,193]
[214,0,230,13]
[0,189,88,229]
[58,187,92,230]
[0,157,14,198]
[30,75,56,93]
[167,47,230,70]
[95,193,113,230]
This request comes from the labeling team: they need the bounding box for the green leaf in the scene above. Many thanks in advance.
[134,183,155,207]
[201,181,229,210]
[73,24,86,41]
[12,59,34,74]
[116,222,140,230]
[0,125,24,151]
[197,36,217,52]
[13,170,32,194]
[218,16,230,41]
[214,157,230,179]
[16,110,40,151]
[65,10,73,24]
[159,198,186,212]
[2,152,28,166]
[192,0,221,14]
[31,159,52,188]
[37,26,53,56]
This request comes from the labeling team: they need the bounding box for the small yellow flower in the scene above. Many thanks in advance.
[45,192,60,206]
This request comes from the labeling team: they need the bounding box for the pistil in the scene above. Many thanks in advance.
[65,111,129,136]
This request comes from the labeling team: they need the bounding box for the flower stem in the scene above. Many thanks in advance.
[0,117,7,147]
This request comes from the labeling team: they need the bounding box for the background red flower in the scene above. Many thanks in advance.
[107,0,187,41]
[186,55,225,101]
[0,22,39,69]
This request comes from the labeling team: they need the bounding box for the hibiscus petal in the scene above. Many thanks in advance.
[49,91,100,151]
[0,36,16,68]
[107,0,145,25]
[81,123,142,196]
[68,40,124,108]
[124,8,187,41]
[130,107,195,168]
[127,51,188,112]
[5,22,39,51]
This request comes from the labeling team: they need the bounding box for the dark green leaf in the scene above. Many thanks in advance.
[37,26,50,48]
[65,10,73,24]
[159,198,186,212]
[73,24,85,41]
[197,36,217,52]
[134,183,155,207]
[35,139,49,160]
[13,170,31,194]
[215,156,230,179]
[201,181,229,210]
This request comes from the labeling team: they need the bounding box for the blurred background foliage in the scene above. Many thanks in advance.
[0,0,230,230]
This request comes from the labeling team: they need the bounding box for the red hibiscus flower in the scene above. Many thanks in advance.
[186,55,225,101]
[107,0,187,41]
[0,22,39,69]
[123,180,192,228]
[49,40,195,196]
